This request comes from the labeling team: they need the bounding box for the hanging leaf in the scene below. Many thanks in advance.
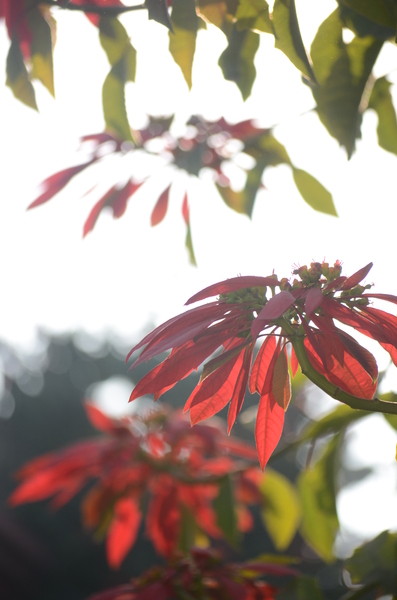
[368,76,397,155]
[144,0,173,31]
[169,0,198,89]
[195,0,237,33]
[213,474,239,547]
[255,393,285,470]
[218,25,260,100]
[260,469,301,550]
[272,0,316,82]
[6,36,37,110]
[182,194,197,265]
[292,168,337,216]
[338,0,397,31]
[151,185,171,226]
[311,11,383,158]
[298,435,340,562]
[235,0,273,33]
[272,348,291,410]
[100,17,136,142]
[106,498,141,569]
[345,531,397,594]
[27,7,55,97]
[296,404,367,446]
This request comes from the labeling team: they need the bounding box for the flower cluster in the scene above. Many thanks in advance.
[127,261,397,468]
[87,547,297,600]
[9,403,262,568]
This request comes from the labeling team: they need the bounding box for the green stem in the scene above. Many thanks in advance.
[277,318,397,416]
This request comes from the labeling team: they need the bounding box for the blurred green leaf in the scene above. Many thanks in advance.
[368,76,397,155]
[298,435,340,562]
[311,10,383,157]
[28,8,55,96]
[235,0,273,33]
[339,0,397,30]
[100,17,136,141]
[144,0,173,31]
[272,0,316,82]
[260,468,302,550]
[345,531,397,594]
[213,474,239,547]
[218,25,260,100]
[292,168,337,216]
[6,37,37,110]
[169,0,198,89]
[185,220,197,266]
[196,0,238,33]
[276,576,324,600]
[179,505,196,553]
[297,404,368,445]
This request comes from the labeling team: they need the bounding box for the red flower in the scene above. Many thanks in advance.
[10,404,260,567]
[128,262,397,468]
[86,547,297,600]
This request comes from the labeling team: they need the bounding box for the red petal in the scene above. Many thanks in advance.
[227,345,253,433]
[106,498,141,569]
[305,287,323,316]
[185,276,280,305]
[84,403,116,433]
[146,479,180,557]
[151,185,171,226]
[249,336,277,394]
[255,393,284,470]
[364,293,397,305]
[271,346,291,410]
[251,292,295,338]
[342,262,373,289]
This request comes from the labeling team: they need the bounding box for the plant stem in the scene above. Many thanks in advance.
[41,1,146,15]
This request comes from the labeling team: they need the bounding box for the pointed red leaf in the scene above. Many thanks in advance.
[84,403,116,433]
[255,393,284,470]
[227,344,253,433]
[251,292,295,338]
[146,479,180,557]
[305,287,324,316]
[249,336,277,395]
[151,185,171,226]
[181,192,189,225]
[290,345,299,377]
[341,262,373,289]
[185,276,280,305]
[106,498,141,569]
[381,342,397,367]
[364,293,397,305]
[28,160,96,209]
[271,347,291,410]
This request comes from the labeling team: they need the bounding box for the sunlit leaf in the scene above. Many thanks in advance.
[255,393,285,470]
[272,348,291,410]
[169,0,198,89]
[292,168,337,216]
[260,468,301,550]
[6,36,37,110]
[272,0,316,81]
[339,0,397,30]
[368,76,397,155]
[311,11,383,157]
[106,498,141,569]
[213,474,239,547]
[196,0,236,32]
[28,8,55,96]
[235,0,273,33]
[218,25,260,100]
[298,435,340,562]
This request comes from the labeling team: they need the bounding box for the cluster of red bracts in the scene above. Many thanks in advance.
[127,262,397,468]
[87,548,295,600]
[9,404,262,569]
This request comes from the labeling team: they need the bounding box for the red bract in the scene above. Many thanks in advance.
[127,261,397,468]
[10,403,261,568]
[87,547,296,600]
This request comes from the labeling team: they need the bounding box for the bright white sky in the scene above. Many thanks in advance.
[1,0,397,552]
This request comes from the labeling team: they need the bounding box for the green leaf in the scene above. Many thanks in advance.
[218,25,260,100]
[213,474,239,547]
[277,576,324,600]
[144,0,173,31]
[178,505,196,553]
[169,0,198,89]
[99,17,136,141]
[345,531,397,593]
[298,435,340,562]
[291,168,337,216]
[272,0,316,82]
[185,220,197,266]
[235,0,273,33]
[6,37,37,110]
[368,76,397,155]
[297,404,368,445]
[311,11,383,158]
[339,0,397,30]
[196,0,238,33]
[27,8,55,96]
[260,468,301,550]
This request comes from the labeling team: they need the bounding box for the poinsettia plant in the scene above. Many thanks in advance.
[28,116,335,265]
[9,402,282,568]
[127,261,397,469]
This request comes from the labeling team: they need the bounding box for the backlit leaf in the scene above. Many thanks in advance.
[272,347,291,410]
[235,0,273,33]
[28,8,55,96]
[296,404,368,446]
[272,0,316,81]
[151,185,170,226]
[339,0,397,30]
[368,76,397,155]
[255,393,285,470]
[298,435,340,562]
[144,0,173,31]
[260,468,301,550]
[292,168,337,216]
[6,36,37,110]
[218,25,260,100]
[213,474,239,546]
[106,498,141,569]
[311,11,383,157]
[169,0,198,89]
[249,336,277,395]
[185,275,281,304]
